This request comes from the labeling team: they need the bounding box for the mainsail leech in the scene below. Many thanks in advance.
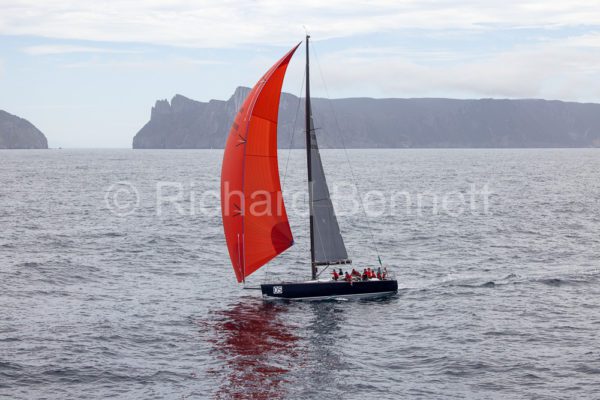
[221,44,300,283]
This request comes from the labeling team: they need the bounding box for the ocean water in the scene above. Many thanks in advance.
[1,149,599,399]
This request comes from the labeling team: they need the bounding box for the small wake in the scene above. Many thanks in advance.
[405,269,600,293]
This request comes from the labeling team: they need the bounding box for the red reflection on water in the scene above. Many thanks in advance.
[207,299,301,400]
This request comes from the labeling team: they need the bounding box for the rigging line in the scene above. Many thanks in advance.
[316,263,330,278]
[281,69,306,190]
[310,42,383,264]
[305,57,329,277]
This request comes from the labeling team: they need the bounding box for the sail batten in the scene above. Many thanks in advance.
[221,44,300,283]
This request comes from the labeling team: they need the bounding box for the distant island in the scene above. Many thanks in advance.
[0,110,48,149]
[133,87,600,149]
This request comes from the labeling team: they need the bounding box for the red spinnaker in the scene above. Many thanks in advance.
[221,44,299,282]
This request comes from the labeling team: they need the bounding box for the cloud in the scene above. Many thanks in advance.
[313,32,600,102]
[60,57,225,69]
[1,0,600,47]
[3,1,600,102]
[21,45,143,55]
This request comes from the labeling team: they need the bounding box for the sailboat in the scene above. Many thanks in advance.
[220,36,398,300]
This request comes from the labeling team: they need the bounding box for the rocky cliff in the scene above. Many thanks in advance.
[0,110,48,149]
[133,88,600,149]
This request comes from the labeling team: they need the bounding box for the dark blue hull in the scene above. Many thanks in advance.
[261,279,398,300]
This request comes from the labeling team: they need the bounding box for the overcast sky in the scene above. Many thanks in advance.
[1,1,600,148]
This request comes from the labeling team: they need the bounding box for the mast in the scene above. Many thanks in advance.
[305,35,317,280]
